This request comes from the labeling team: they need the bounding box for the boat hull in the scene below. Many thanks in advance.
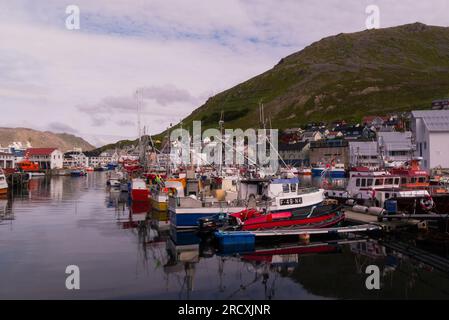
[241,212,344,231]
[311,168,325,177]
[151,198,168,211]
[329,170,346,178]
[131,189,149,202]
[170,204,323,229]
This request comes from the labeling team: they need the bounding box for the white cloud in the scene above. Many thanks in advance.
[1,0,448,145]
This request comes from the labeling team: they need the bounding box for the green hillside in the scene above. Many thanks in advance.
[97,22,449,152]
[182,22,449,130]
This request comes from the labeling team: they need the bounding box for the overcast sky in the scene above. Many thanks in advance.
[1,0,448,146]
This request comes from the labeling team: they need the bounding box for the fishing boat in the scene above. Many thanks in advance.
[198,204,344,232]
[325,166,433,214]
[17,159,40,172]
[0,169,8,196]
[311,165,326,177]
[388,158,449,214]
[169,177,325,229]
[312,163,346,178]
[130,178,149,202]
[298,167,312,176]
[150,179,185,211]
[70,169,87,177]
[106,171,124,188]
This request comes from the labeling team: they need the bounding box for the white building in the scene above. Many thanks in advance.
[26,148,64,170]
[348,141,379,169]
[64,150,89,168]
[411,110,449,170]
[377,131,414,165]
[0,152,16,169]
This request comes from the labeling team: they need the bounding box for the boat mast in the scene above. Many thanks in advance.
[219,110,224,177]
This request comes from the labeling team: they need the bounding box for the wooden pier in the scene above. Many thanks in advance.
[344,209,428,232]
[250,224,381,237]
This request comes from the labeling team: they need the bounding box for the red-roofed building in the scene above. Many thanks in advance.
[25,148,63,169]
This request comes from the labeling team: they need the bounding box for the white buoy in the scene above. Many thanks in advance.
[352,205,369,213]
[367,206,385,216]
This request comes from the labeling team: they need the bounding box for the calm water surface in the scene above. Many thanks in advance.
[1,173,449,299]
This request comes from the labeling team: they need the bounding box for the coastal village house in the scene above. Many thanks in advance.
[0,152,16,169]
[26,148,63,169]
[88,151,119,167]
[348,141,379,169]
[309,139,349,167]
[377,131,414,164]
[410,110,449,170]
[278,141,310,166]
[64,149,89,168]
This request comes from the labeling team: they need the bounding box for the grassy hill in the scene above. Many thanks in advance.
[0,127,95,152]
[182,22,449,130]
[98,22,449,152]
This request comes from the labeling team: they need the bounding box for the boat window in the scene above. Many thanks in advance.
[385,178,393,185]
[394,178,400,185]
[385,193,390,199]
[361,179,366,187]
[375,179,383,186]
[282,184,289,193]
[418,177,426,183]
[401,177,407,184]
[290,184,297,192]
[367,179,373,186]
[356,179,360,187]
[411,177,417,183]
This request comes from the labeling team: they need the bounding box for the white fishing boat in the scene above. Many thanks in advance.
[325,166,431,213]
[169,177,324,229]
[150,179,185,211]
[107,171,124,188]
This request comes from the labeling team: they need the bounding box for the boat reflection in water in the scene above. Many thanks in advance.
[1,173,449,299]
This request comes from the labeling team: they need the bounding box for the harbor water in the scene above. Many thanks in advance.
[1,173,449,299]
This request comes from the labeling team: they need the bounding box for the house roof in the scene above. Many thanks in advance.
[378,132,413,150]
[278,141,309,152]
[26,148,57,156]
[411,110,449,132]
[362,115,389,124]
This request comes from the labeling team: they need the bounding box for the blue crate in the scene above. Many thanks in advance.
[214,231,255,253]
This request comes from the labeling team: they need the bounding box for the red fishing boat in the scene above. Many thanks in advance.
[233,205,345,231]
[198,205,344,233]
[131,178,149,202]
[388,158,449,214]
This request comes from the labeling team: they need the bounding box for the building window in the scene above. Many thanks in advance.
[424,142,427,150]
[290,184,297,193]
[356,179,360,187]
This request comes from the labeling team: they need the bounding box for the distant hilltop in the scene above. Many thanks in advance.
[178,22,449,130]
[0,127,95,152]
